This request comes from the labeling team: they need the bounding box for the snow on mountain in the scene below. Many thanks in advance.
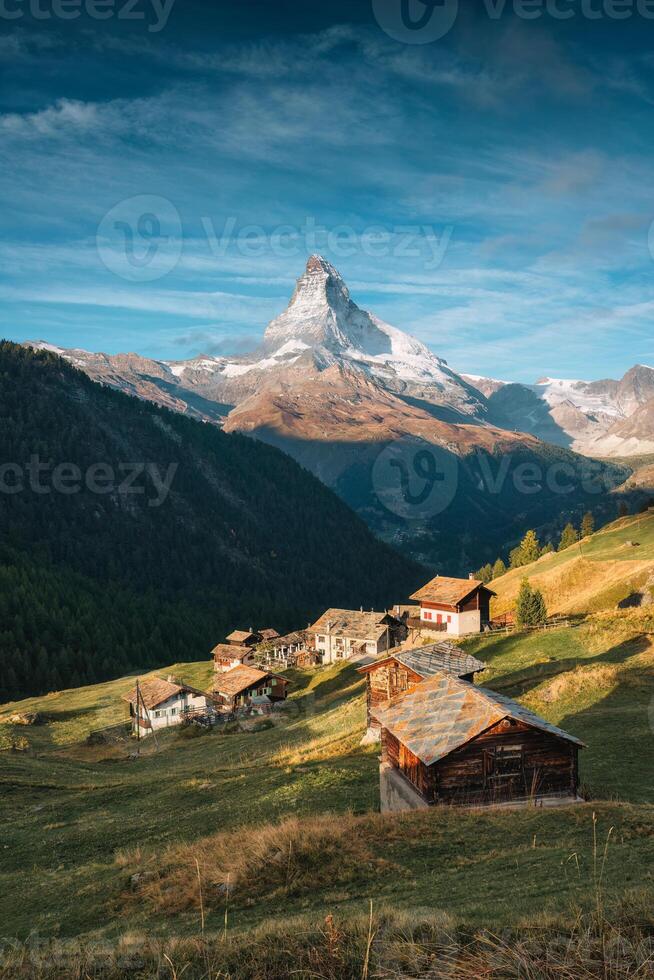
[463,365,654,455]
[24,257,654,457]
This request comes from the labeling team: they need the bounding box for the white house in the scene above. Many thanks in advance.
[308,609,399,664]
[409,575,495,637]
[123,677,215,736]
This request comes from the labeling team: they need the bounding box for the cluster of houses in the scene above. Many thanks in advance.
[123,572,584,811]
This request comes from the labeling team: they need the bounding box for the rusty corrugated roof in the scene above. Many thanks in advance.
[375,673,584,766]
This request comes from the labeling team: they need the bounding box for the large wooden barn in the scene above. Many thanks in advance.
[376,672,584,811]
[356,642,486,737]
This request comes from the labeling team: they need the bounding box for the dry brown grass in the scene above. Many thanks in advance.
[1,897,652,979]
[492,556,653,617]
[540,664,622,704]
[124,812,398,915]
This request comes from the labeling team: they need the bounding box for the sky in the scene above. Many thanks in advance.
[1,0,654,382]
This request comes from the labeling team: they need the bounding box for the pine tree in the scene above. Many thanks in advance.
[515,579,536,627]
[491,558,507,580]
[476,563,493,584]
[618,501,629,518]
[581,512,595,539]
[532,588,548,625]
[519,530,541,565]
[558,523,579,552]
[515,580,547,627]
[540,542,555,557]
[510,546,525,570]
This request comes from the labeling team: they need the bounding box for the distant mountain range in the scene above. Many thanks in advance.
[24,256,651,569]
[464,367,654,457]
[28,256,654,460]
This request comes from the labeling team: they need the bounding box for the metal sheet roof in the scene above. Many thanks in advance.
[375,673,584,766]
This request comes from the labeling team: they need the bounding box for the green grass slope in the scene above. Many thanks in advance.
[490,511,654,616]
[1,605,653,946]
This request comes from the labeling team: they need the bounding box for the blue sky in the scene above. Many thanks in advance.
[1,0,654,381]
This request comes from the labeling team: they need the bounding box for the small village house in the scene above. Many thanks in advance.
[226,629,262,647]
[409,575,495,637]
[214,627,282,672]
[212,643,257,673]
[376,673,584,812]
[357,642,486,737]
[213,665,289,712]
[309,609,402,664]
[123,677,216,736]
[258,628,280,642]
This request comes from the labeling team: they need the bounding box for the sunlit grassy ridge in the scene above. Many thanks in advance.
[490,510,654,616]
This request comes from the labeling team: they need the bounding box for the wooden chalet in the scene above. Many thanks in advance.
[410,576,495,637]
[258,628,280,642]
[225,629,261,647]
[213,665,289,712]
[356,642,486,735]
[212,643,257,673]
[376,673,584,811]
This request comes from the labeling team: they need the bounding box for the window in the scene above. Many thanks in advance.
[170,708,178,716]
[447,616,452,623]
[424,611,432,621]
[154,710,163,718]
[318,635,326,643]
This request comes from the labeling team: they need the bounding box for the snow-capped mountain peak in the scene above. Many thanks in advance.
[258,254,478,409]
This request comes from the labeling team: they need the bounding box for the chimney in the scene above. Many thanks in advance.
[469,573,474,580]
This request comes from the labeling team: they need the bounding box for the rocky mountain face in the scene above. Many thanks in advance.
[463,365,654,457]
[26,256,640,571]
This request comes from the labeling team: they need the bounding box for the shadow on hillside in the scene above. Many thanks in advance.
[487,634,652,699]
[311,665,365,705]
[555,652,654,804]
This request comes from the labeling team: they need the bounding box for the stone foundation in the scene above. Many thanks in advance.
[379,762,429,813]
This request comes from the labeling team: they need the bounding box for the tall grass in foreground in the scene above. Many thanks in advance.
[1,896,652,979]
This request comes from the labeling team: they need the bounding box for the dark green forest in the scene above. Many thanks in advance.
[0,343,423,701]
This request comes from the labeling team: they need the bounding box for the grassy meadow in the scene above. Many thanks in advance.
[1,612,653,949]
[1,513,653,976]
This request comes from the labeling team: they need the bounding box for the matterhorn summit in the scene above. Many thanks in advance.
[256,255,481,413]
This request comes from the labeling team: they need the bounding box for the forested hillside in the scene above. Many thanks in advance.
[0,343,423,700]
